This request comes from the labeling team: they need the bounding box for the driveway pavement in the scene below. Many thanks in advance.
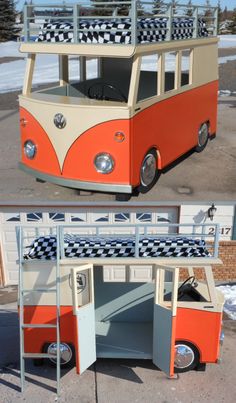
[0,97,235,203]
[0,300,236,403]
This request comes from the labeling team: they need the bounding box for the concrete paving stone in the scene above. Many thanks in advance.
[0,364,96,403]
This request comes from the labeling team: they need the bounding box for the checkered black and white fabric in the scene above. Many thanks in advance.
[24,235,211,260]
[36,17,208,44]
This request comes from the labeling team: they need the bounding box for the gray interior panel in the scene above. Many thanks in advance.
[153,305,173,375]
[96,321,153,359]
[94,268,155,323]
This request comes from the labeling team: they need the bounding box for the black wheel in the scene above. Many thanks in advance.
[36,178,46,183]
[174,341,200,373]
[195,122,209,153]
[115,193,132,202]
[43,342,75,368]
[138,149,159,194]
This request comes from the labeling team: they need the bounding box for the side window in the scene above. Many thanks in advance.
[137,54,159,102]
[164,51,177,92]
[86,58,99,80]
[181,49,192,87]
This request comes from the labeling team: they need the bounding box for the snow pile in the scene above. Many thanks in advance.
[219,55,236,64]
[218,90,236,97]
[219,35,236,48]
[0,41,22,57]
[217,284,236,320]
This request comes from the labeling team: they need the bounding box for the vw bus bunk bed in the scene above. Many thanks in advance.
[19,2,219,199]
[17,222,224,396]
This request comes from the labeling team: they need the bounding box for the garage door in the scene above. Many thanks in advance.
[0,207,179,285]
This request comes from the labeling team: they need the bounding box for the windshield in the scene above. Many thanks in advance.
[34,55,132,104]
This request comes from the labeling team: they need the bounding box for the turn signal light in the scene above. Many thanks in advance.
[114,132,125,142]
[20,118,28,127]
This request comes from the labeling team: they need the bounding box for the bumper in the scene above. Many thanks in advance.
[19,162,133,194]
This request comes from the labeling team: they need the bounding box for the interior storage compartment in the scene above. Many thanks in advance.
[94,267,155,358]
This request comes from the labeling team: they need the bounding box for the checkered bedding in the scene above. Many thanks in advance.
[36,17,208,44]
[24,235,211,260]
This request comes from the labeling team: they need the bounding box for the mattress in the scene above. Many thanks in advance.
[24,235,211,260]
[36,17,208,44]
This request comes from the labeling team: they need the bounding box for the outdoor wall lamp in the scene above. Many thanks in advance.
[208,203,217,221]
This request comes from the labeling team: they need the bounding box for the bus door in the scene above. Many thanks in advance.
[71,264,96,374]
[153,265,179,377]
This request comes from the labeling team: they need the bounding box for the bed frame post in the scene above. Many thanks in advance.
[204,266,217,303]
[193,6,198,39]
[22,53,36,95]
[166,4,173,42]
[131,0,137,46]
[135,225,140,258]
[128,55,141,106]
[214,7,218,36]
[214,224,220,258]
[73,4,79,43]
[59,55,69,86]
[23,5,30,42]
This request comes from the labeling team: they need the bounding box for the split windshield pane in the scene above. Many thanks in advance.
[37,56,132,103]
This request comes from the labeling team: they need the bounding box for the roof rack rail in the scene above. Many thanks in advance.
[22,1,218,45]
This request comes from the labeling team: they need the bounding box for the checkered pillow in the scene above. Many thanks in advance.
[36,17,208,44]
[24,235,211,260]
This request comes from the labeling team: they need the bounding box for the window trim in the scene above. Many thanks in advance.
[134,48,194,107]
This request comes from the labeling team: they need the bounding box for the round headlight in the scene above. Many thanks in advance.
[94,153,114,174]
[24,140,37,159]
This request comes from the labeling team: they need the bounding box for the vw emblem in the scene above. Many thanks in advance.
[54,113,66,129]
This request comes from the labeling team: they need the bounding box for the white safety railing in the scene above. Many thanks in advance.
[22,1,218,44]
[16,222,220,260]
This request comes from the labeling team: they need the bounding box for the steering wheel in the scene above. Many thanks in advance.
[178,276,196,299]
[88,82,127,102]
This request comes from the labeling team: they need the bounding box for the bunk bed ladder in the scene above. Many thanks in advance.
[18,227,61,396]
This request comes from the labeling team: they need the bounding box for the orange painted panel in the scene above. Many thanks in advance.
[23,306,77,354]
[130,81,218,186]
[175,307,222,363]
[23,306,85,374]
[19,108,61,176]
[62,120,131,184]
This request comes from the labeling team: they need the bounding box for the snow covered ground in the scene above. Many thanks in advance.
[217,285,236,320]
[218,35,236,48]
[0,35,235,94]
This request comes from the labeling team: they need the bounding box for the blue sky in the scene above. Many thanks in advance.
[16,1,236,11]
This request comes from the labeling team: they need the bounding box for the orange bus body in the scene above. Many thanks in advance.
[23,303,222,372]
[19,80,218,190]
